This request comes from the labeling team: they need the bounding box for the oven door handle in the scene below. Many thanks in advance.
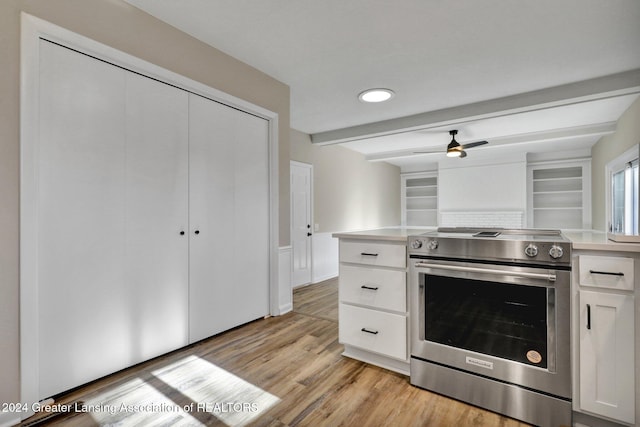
[414,262,556,282]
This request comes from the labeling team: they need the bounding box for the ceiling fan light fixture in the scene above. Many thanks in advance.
[446,138,462,157]
[358,88,395,103]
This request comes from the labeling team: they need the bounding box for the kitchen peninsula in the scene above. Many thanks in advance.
[333,227,640,427]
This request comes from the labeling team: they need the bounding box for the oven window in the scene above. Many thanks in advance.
[424,274,548,368]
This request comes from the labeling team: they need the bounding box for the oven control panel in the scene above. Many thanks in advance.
[408,231,571,266]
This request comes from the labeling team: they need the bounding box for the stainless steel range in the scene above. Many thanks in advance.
[409,228,572,427]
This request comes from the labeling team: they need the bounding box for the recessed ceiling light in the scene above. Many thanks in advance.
[358,88,395,103]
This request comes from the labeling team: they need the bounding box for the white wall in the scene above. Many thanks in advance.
[290,129,401,234]
[311,233,339,283]
[592,96,640,230]
[438,153,527,225]
[290,129,400,284]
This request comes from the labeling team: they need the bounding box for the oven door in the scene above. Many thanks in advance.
[409,256,571,399]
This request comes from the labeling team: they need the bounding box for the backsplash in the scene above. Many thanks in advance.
[440,211,525,228]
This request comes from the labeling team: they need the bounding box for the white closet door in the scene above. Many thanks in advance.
[36,41,190,399]
[37,41,130,398]
[189,95,270,342]
[233,106,270,325]
[124,73,189,361]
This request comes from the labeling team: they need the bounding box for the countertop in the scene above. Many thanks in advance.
[331,227,435,242]
[332,227,640,253]
[563,230,640,253]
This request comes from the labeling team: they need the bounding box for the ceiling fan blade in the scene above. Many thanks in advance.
[459,150,467,158]
[460,140,488,150]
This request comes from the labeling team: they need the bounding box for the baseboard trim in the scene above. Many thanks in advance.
[279,302,293,314]
[312,273,338,284]
[277,246,293,316]
[342,345,410,376]
[0,413,20,427]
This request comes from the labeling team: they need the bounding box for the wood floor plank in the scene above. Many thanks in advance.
[21,279,530,427]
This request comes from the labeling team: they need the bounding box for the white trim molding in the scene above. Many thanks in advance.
[278,246,293,314]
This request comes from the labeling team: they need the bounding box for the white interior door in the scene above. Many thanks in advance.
[291,162,313,287]
[188,95,270,343]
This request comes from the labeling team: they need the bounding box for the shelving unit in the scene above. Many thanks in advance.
[527,161,591,229]
[402,172,437,226]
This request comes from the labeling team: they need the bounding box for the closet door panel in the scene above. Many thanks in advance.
[37,41,130,398]
[189,95,237,342]
[188,96,270,342]
[233,112,270,324]
[125,73,189,361]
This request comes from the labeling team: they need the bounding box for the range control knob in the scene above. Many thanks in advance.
[524,243,538,257]
[411,239,423,249]
[427,240,439,250]
[549,245,564,259]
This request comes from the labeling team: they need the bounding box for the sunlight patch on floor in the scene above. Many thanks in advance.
[151,355,281,426]
[84,377,204,426]
[78,355,280,427]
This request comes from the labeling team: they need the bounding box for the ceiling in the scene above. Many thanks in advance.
[124,0,640,171]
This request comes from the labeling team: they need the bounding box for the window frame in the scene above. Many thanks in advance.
[606,144,640,235]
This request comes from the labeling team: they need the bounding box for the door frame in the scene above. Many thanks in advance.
[20,13,280,412]
[290,160,314,287]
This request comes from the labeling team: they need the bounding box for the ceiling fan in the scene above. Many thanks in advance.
[415,130,489,158]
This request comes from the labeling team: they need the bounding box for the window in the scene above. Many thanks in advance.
[607,145,640,235]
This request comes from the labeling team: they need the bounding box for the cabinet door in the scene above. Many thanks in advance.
[188,95,270,343]
[37,40,130,398]
[124,73,189,361]
[579,290,635,424]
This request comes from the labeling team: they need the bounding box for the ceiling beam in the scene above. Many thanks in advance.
[365,122,618,162]
[310,69,640,145]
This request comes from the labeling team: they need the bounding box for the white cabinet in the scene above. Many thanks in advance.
[27,40,270,400]
[579,290,635,424]
[337,238,409,374]
[527,160,591,229]
[339,304,407,361]
[401,172,438,227]
[578,255,634,291]
[573,253,636,425]
[339,240,407,268]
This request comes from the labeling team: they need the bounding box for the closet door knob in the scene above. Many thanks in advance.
[179,231,185,235]
[194,230,200,235]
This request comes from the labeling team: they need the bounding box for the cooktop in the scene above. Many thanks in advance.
[409,227,571,265]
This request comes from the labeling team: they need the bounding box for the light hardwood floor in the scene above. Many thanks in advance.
[21,278,529,426]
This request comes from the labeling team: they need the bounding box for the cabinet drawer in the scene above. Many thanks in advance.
[578,255,634,291]
[340,240,406,268]
[339,304,407,360]
[340,265,406,312]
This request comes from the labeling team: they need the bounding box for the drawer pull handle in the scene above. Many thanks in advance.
[361,252,379,257]
[361,328,379,335]
[586,304,591,330]
[589,270,624,276]
[361,285,379,291]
